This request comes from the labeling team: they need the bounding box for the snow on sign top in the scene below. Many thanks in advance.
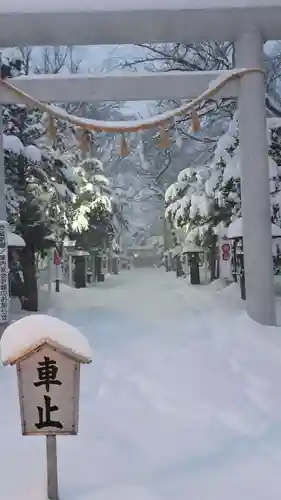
[0,0,279,13]
[0,315,92,366]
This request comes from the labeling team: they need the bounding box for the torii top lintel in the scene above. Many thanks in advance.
[0,0,281,47]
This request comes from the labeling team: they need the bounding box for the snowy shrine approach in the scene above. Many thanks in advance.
[1,1,281,327]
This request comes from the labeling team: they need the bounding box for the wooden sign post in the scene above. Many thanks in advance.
[0,314,92,500]
[46,434,59,500]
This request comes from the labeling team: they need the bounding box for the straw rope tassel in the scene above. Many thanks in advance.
[120,133,129,157]
[47,115,57,145]
[158,122,169,148]
[191,107,201,133]
[79,130,92,153]
[0,68,263,133]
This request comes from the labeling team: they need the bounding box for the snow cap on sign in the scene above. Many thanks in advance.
[0,314,92,366]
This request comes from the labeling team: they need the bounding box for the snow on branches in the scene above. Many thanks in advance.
[3,98,116,250]
[70,157,112,233]
[165,113,281,246]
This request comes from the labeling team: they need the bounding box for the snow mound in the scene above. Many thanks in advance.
[3,134,24,155]
[7,231,25,247]
[25,144,42,163]
[2,270,281,498]
[0,314,92,365]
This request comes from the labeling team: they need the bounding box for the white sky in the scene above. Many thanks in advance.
[82,45,153,116]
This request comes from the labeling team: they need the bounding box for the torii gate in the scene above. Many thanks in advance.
[0,0,280,326]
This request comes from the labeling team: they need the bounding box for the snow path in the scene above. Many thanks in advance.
[1,269,281,499]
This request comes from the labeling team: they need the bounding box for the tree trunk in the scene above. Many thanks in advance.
[20,244,38,311]
[210,234,218,281]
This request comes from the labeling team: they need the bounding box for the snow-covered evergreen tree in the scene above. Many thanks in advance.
[165,114,281,272]
[2,57,78,309]
[3,127,77,310]
[1,50,129,307]
[68,157,114,251]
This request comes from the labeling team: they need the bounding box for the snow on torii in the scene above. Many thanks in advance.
[1,0,281,48]
[1,0,279,13]
[0,69,261,134]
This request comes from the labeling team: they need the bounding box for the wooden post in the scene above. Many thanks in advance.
[46,435,59,500]
[55,265,60,292]
[68,253,72,286]
[48,251,52,297]
[204,251,208,284]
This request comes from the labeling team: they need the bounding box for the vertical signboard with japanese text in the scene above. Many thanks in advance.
[0,221,9,324]
[17,345,80,435]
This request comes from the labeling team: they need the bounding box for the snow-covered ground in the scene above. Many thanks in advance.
[2,268,281,499]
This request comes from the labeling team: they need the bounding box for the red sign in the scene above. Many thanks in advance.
[53,249,60,266]
[221,242,230,262]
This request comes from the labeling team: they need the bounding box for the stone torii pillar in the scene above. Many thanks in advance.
[235,31,276,325]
